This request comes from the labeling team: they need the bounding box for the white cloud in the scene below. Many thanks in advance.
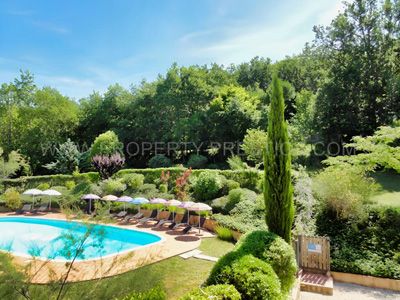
[177,0,344,64]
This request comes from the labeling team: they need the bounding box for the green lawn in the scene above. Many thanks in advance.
[371,171,400,208]
[32,237,234,300]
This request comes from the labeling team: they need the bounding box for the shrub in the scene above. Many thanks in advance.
[3,188,21,210]
[175,168,192,200]
[313,167,378,220]
[217,169,261,191]
[316,207,400,279]
[293,167,316,235]
[136,184,159,199]
[225,188,256,213]
[122,173,145,190]
[119,286,166,300]
[225,180,240,191]
[36,183,50,190]
[100,179,127,195]
[65,180,76,190]
[212,193,266,233]
[90,130,123,158]
[235,231,297,294]
[148,154,172,168]
[71,182,91,195]
[92,153,125,179]
[192,171,224,202]
[181,284,240,300]
[115,168,261,191]
[209,254,282,300]
[241,129,268,165]
[187,154,208,169]
[211,196,229,214]
[44,138,80,174]
[215,226,234,242]
[159,183,168,193]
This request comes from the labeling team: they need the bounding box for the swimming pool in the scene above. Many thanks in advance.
[0,217,163,261]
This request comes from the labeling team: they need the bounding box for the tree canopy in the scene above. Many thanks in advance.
[0,0,398,174]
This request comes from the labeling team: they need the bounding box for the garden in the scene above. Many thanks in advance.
[0,0,400,299]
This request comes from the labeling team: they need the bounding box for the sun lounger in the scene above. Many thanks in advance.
[36,203,48,213]
[155,212,173,227]
[16,204,32,214]
[182,225,192,234]
[172,213,189,229]
[120,212,144,224]
[138,210,158,224]
[114,211,128,218]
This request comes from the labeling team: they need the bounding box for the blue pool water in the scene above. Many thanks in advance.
[0,217,162,261]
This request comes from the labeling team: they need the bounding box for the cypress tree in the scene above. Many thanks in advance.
[263,74,294,243]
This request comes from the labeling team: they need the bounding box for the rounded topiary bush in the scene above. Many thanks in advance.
[207,250,242,286]
[37,183,50,190]
[209,254,282,300]
[225,179,240,191]
[192,171,224,201]
[148,154,172,168]
[187,154,208,169]
[122,173,144,190]
[235,230,297,294]
[180,284,241,300]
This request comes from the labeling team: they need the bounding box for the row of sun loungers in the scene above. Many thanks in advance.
[16,203,49,214]
[114,209,207,234]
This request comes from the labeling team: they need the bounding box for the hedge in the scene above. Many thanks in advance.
[0,168,261,193]
[207,253,282,300]
[0,172,100,192]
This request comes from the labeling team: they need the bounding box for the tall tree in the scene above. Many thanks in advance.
[314,0,400,146]
[263,75,294,243]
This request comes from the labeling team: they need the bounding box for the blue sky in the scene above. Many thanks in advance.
[0,0,343,99]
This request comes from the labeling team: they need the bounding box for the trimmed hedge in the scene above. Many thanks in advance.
[0,168,261,195]
[180,284,241,300]
[235,231,297,294]
[208,231,296,296]
[208,254,282,300]
[1,172,100,192]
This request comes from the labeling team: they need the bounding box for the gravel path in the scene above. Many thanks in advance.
[301,283,400,300]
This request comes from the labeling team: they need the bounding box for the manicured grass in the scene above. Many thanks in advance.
[199,237,235,258]
[371,171,400,208]
[33,237,234,300]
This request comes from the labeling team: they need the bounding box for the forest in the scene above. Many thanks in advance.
[0,0,399,175]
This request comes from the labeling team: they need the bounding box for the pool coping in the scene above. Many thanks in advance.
[0,215,166,263]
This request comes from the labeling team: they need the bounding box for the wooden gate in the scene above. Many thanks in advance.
[296,235,330,274]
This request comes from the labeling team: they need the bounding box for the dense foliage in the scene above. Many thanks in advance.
[44,139,81,174]
[207,230,296,299]
[180,284,240,300]
[313,167,378,220]
[234,231,297,294]
[210,254,282,300]
[316,207,400,279]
